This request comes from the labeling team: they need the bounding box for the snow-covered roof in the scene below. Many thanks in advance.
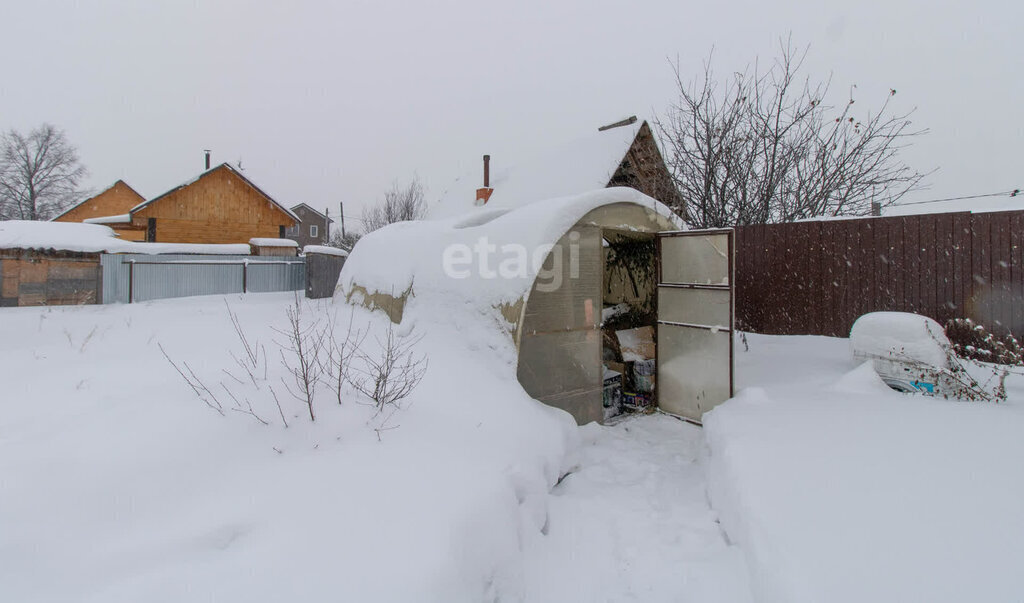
[427,121,644,219]
[0,221,250,255]
[303,244,348,257]
[131,163,300,223]
[83,214,131,224]
[338,187,681,313]
[249,237,299,248]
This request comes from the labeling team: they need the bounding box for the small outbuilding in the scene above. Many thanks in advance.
[337,188,734,425]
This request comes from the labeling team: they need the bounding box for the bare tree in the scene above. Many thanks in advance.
[0,124,88,221]
[328,228,361,252]
[655,38,928,228]
[360,177,426,233]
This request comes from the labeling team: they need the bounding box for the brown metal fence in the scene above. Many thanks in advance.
[735,210,1024,339]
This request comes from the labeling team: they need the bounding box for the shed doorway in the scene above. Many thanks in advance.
[601,229,734,424]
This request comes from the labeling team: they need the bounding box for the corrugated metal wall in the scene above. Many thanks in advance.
[100,254,304,304]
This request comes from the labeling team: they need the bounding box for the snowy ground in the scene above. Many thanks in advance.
[4,293,1022,602]
[0,293,749,602]
[709,333,1024,603]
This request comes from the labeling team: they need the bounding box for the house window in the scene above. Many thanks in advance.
[310,224,318,238]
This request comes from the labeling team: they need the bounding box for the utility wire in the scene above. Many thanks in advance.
[896,189,1020,207]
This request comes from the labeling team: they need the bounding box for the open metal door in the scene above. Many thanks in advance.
[656,229,734,422]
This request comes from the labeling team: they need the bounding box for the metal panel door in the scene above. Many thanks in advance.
[656,229,734,422]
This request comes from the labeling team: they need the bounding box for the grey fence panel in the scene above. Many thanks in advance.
[100,254,305,304]
[246,260,305,293]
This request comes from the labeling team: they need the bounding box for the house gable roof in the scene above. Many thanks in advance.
[290,203,334,223]
[51,179,145,222]
[131,163,300,222]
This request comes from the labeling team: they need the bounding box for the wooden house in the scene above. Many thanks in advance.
[51,180,145,225]
[286,203,334,247]
[86,163,298,244]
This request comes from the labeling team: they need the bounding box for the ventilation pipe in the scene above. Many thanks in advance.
[475,154,494,205]
[204,149,211,170]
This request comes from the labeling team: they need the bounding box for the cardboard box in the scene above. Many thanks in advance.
[616,326,655,362]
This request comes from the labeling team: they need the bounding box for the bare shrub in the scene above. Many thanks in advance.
[320,307,366,406]
[351,321,428,411]
[158,343,225,416]
[274,296,329,421]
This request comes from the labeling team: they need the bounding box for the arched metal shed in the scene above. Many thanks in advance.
[336,188,734,424]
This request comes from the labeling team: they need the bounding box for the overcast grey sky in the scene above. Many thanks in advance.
[1,0,1020,225]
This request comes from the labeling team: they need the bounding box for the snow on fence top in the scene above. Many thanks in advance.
[0,221,249,255]
[428,121,642,219]
[249,238,299,248]
[338,187,680,313]
[303,245,348,257]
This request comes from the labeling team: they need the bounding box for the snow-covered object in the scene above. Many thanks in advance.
[302,244,348,257]
[249,237,298,248]
[850,312,957,395]
[82,213,131,224]
[850,312,951,368]
[337,187,680,316]
[428,121,643,218]
[0,220,250,255]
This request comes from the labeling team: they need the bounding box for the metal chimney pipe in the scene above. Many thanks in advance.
[483,154,490,188]
[204,150,211,170]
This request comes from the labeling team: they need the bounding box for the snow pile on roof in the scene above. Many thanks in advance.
[249,238,299,248]
[428,121,642,218]
[302,244,348,257]
[83,214,131,224]
[0,220,249,255]
[849,311,950,368]
[338,188,680,311]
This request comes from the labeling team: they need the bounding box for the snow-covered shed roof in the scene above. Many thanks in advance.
[0,221,249,255]
[338,188,681,317]
[428,120,645,219]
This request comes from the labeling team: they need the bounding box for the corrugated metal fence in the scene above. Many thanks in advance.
[735,210,1024,339]
[100,254,305,304]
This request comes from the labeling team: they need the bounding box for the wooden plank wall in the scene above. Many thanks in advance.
[53,181,145,223]
[735,211,1024,339]
[0,251,102,306]
[132,167,295,245]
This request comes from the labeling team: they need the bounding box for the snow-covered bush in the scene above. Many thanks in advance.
[944,318,1023,366]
